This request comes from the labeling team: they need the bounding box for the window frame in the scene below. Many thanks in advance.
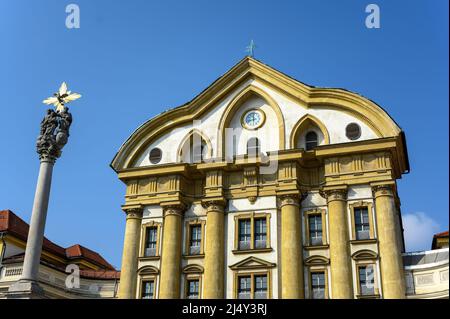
[352,250,380,299]
[184,219,206,257]
[233,270,272,299]
[184,275,202,299]
[139,279,156,299]
[304,209,328,247]
[183,265,203,299]
[355,263,379,298]
[305,256,330,299]
[349,202,375,242]
[246,137,260,157]
[308,268,329,299]
[305,131,319,151]
[233,212,272,253]
[140,221,161,259]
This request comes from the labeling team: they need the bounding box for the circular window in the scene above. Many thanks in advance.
[346,123,361,140]
[241,109,266,130]
[149,148,162,164]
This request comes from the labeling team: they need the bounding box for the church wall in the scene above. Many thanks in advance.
[133,79,380,169]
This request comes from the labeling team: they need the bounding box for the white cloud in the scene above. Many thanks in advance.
[402,212,441,252]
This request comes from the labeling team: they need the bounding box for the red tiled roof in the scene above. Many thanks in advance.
[0,210,66,258]
[65,244,115,270]
[433,231,449,238]
[80,269,121,280]
[0,210,115,271]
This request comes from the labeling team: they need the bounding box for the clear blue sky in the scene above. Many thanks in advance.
[0,0,448,268]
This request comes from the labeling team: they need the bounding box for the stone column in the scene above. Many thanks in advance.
[118,207,143,299]
[202,200,226,299]
[279,194,304,299]
[373,184,406,299]
[159,204,185,299]
[21,158,54,283]
[8,107,73,298]
[324,187,353,299]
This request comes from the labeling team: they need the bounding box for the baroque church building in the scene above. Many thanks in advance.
[111,57,411,299]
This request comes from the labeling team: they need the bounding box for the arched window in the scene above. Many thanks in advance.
[305,131,318,151]
[191,141,207,163]
[180,134,209,163]
[247,137,260,156]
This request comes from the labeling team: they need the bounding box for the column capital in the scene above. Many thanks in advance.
[371,183,395,198]
[278,194,301,208]
[320,186,348,203]
[161,202,186,217]
[122,205,143,219]
[201,198,226,213]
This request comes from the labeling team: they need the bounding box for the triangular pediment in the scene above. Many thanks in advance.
[229,256,276,270]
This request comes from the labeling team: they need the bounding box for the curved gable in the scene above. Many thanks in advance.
[111,57,402,171]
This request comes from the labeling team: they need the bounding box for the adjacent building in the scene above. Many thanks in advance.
[0,210,119,298]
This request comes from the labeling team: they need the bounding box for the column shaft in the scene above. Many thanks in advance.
[203,202,225,298]
[22,159,54,281]
[159,206,184,299]
[373,185,406,299]
[118,208,143,299]
[280,195,304,299]
[326,189,353,299]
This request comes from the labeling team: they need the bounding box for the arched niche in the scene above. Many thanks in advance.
[290,114,330,150]
[177,129,213,163]
[218,85,286,158]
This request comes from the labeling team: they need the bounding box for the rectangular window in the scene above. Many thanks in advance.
[354,207,370,240]
[254,275,268,299]
[187,279,199,299]
[141,280,154,299]
[238,276,251,299]
[144,227,158,256]
[311,272,326,299]
[189,225,202,255]
[359,265,375,295]
[308,215,323,246]
[238,219,251,250]
[254,218,267,249]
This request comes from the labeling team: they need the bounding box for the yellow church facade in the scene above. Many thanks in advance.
[110,57,410,299]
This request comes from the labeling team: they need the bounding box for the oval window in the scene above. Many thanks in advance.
[346,123,361,140]
[149,148,162,164]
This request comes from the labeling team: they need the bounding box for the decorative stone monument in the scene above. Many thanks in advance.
[7,83,81,298]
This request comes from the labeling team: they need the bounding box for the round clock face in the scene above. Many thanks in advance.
[242,110,265,129]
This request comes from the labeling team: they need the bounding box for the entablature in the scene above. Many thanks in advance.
[119,137,405,207]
